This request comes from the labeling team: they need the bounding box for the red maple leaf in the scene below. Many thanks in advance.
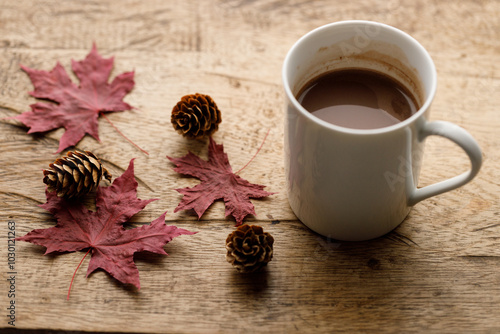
[14,44,135,153]
[167,137,275,225]
[16,159,195,297]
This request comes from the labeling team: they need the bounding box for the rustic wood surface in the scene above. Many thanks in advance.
[1,0,499,333]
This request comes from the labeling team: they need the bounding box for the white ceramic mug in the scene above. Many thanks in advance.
[283,21,482,241]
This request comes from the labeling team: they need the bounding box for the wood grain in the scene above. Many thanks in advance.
[1,0,499,333]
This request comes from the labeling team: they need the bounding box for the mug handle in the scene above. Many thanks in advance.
[408,121,482,206]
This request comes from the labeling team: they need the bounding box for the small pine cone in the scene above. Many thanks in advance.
[171,93,222,139]
[43,151,112,198]
[226,224,274,273]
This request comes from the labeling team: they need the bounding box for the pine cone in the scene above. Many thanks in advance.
[43,151,112,198]
[171,93,222,139]
[226,224,274,273]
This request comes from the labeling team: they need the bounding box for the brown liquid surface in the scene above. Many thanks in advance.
[297,69,419,129]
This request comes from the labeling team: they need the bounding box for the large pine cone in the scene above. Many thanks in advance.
[171,93,222,139]
[226,224,274,273]
[43,151,112,198]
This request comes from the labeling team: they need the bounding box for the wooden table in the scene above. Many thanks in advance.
[1,1,499,333]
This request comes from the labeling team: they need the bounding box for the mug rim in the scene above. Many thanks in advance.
[282,20,437,135]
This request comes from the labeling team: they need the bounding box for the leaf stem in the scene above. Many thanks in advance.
[235,129,270,175]
[67,248,91,301]
[100,112,149,155]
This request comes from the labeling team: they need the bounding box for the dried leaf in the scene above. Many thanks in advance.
[168,137,275,225]
[17,159,195,292]
[15,43,135,153]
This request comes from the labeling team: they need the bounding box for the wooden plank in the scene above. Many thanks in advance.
[1,0,499,332]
